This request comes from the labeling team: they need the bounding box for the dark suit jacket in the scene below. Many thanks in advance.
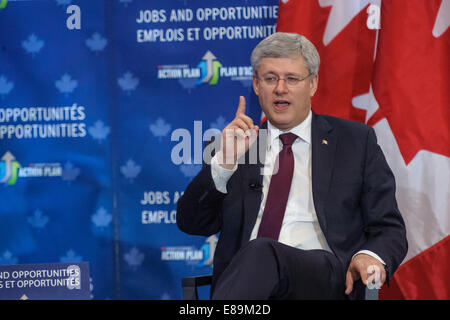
[177,111,408,299]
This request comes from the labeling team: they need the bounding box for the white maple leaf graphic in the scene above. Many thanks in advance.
[319,0,377,45]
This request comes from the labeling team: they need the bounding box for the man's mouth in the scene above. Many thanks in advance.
[273,100,291,111]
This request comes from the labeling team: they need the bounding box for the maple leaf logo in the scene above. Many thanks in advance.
[22,34,45,57]
[178,78,197,93]
[55,73,78,96]
[210,116,227,131]
[91,207,112,228]
[28,209,49,229]
[119,0,132,7]
[118,71,139,94]
[89,120,110,143]
[120,159,141,182]
[161,293,171,300]
[60,249,82,263]
[86,32,108,53]
[180,163,202,178]
[0,250,18,265]
[124,247,145,270]
[62,161,80,183]
[0,75,14,99]
[149,118,171,141]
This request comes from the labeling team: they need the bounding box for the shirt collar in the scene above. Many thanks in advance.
[266,109,312,150]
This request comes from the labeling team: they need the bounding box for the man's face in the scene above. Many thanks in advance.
[253,56,318,131]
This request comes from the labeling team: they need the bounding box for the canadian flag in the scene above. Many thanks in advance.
[277,0,450,299]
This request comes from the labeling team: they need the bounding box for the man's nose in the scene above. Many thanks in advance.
[274,79,289,94]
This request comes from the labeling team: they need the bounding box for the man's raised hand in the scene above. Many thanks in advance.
[219,96,259,169]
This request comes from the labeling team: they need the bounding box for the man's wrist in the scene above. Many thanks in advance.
[352,250,386,265]
[211,152,237,193]
[215,150,237,170]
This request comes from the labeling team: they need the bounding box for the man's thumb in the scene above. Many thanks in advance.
[345,270,354,295]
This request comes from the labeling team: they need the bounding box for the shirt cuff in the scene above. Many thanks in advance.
[211,152,237,194]
[352,250,386,265]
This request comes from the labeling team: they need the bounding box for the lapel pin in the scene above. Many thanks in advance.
[321,139,328,146]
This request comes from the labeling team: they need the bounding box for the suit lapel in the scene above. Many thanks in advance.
[311,112,337,233]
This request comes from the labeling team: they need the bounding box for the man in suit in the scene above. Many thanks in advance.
[177,32,407,299]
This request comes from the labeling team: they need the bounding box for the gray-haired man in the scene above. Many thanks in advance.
[177,32,407,299]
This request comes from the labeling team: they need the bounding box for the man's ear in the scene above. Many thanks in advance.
[310,74,318,97]
[253,74,260,96]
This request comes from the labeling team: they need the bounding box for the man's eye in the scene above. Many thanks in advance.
[265,76,277,82]
[286,77,299,83]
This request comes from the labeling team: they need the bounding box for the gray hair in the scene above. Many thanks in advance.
[251,32,320,76]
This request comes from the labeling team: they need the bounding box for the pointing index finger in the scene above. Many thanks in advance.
[235,96,246,116]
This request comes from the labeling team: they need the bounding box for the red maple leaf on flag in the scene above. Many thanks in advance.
[277,0,377,123]
[278,0,450,300]
[369,0,450,164]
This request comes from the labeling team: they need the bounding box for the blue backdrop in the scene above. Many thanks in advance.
[0,0,278,299]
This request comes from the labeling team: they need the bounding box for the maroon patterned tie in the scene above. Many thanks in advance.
[257,132,297,240]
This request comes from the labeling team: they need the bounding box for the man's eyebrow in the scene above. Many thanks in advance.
[261,71,302,77]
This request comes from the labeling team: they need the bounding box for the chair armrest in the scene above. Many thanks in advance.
[181,275,212,300]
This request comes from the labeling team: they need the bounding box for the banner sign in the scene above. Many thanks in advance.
[0,262,90,300]
[0,0,277,299]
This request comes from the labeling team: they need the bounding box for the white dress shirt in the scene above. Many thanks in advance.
[210,110,385,264]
